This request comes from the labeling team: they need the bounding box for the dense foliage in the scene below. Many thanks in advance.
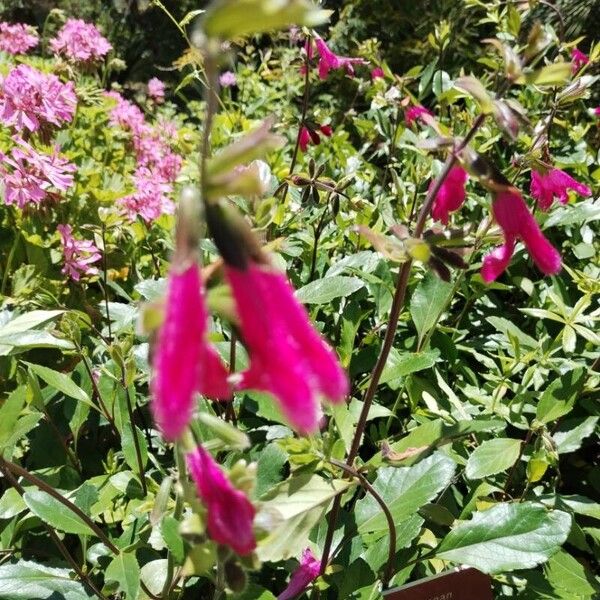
[0,1,598,599]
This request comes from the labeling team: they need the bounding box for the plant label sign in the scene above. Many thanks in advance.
[383,567,493,600]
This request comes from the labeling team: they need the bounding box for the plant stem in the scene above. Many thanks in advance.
[122,380,148,496]
[100,222,112,344]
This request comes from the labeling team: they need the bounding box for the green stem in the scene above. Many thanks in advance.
[123,381,148,496]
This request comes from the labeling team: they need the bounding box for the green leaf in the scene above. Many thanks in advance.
[255,443,288,498]
[23,490,96,536]
[233,584,277,600]
[437,502,572,573]
[517,62,572,86]
[196,411,250,449]
[356,452,456,533]
[465,438,522,479]
[379,349,439,386]
[487,316,539,350]
[0,487,27,519]
[536,369,585,424]
[140,560,168,600]
[0,560,91,599]
[24,363,93,408]
[0,331,74,355]
[295,275,364,304]
[121,424,148,473]
[552,417,598,454]
[106,552,140,600]
[410,273,453,345]
[161,516,185,563]
[545,550,599,599]
[0,386,26,448]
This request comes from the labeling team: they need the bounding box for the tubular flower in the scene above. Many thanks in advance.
[187,446,256,555]
[405,105,433,126]
[278,548,321,600]
[571,48,589,74]
[0,22,39,55]
[151,263,230,441]
[50,19,111,64]
[431,166,468,224]
[147,77,165,103]
[57,224,101,281]
[481,190,561,283]
[226,262,349,435]
[298,123,332,152]
[314,36,366,80]
[530,168,591,211]
[371,67,385,80]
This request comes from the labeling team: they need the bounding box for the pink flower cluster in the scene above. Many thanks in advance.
[107,92,182,222]
[0,64,77,133]
[147,77,165,103]
[571,48,589,74]
[1,137,75,208]
[50,19,112,64]
[57,224,101,281]
[0,22,39,55]
[405,104,434,126]
[219,71,237,88]
[430,160,591,281]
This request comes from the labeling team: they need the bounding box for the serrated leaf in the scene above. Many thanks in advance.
[465,438,522,480]
[536,369,585,424]
[106,552,140,600]
[437,502,572,573]
[545,550,599,599]
[552,417,598,454]
[295,275,364,304]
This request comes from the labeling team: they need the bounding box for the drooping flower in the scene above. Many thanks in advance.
[481,190,561,282]
[371,67,385,80]
[0,64,76,132]
[1,138,75,208]
[278,549,321,600]
[314,36,366,80]
[226,262,349,435]
[50,19,112,64]
[530,168,591,211]
[571,48,589,74]
[117,167,175,223]
[219,71,237,88]
[0,22,39,55]
[147,77,165,103]
[152,263,230,441]
[298,123,332,152]
[405,105,433,126]
[299,126,311,153]
[187,446,256,555]
[57,224,101,281]
[431,166,468,224]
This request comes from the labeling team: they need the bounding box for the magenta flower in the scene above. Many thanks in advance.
[298,123,332,152]
[298,126,312,153]
[594,107,600,117]
[50,19,111,64]
[1,138,75,208]
[219,71,237,88]
[226,262,348,435]
[571,48,589,74]
[405,105,434,126]
[147,77,165,103]
[187,446,256,555]
[314,36,366,80]
[481,190,561,282]
[57,224,101,281]
[106,91,146,132]
[371,67,385,80]
[530,168,591,211]
[431,166,468,224]
[0,22,39,54]
[117,167,175,223]
[0,64,76,132]
[152,263,230,441]
[278,548,321,600]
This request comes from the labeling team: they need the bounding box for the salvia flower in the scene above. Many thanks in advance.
[571,48,589,74]
[0,22,39,55]
[594,106,600,117]
[147,77,165,103]
[370,66,385,80]
[481,190,561,283]
[298,123,332,152]
[226,262,348,435]
[278,548,321,600]
[58,224,101,281]
[405,105,433,126]
[50,19,112,64]
[219,71,237,88]
[152,263,230,441]
[431,166,468,224]
[187,446,256,555]
[0,64,76,132]
[530,168,591,211]
[314,36,366,80]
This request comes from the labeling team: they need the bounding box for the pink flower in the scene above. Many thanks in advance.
[314,36,366,80]
[594,107,600,117]
[481,190,561,282]
[298,123,332,152]
[152,263,230,441]
[299,126,312,152]
[219,71,237,88]
[0,64,76,132]
[187,446,255,555]
[226,262,348,435]
[0,22,39,54]
[147,77,165,103]
[530,168,591,211]
[371,67,385,80]
[117,167,175,223]
[405,105,433,126]
[431,166,468,224]
[278,549,321,600]
[57,224,101,281]
[571,48,589,74]
[106,91,146,132]
[1,137,75,208]
[50,19,111,64]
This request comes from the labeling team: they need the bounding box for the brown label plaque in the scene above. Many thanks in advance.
[383,567,493,600]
